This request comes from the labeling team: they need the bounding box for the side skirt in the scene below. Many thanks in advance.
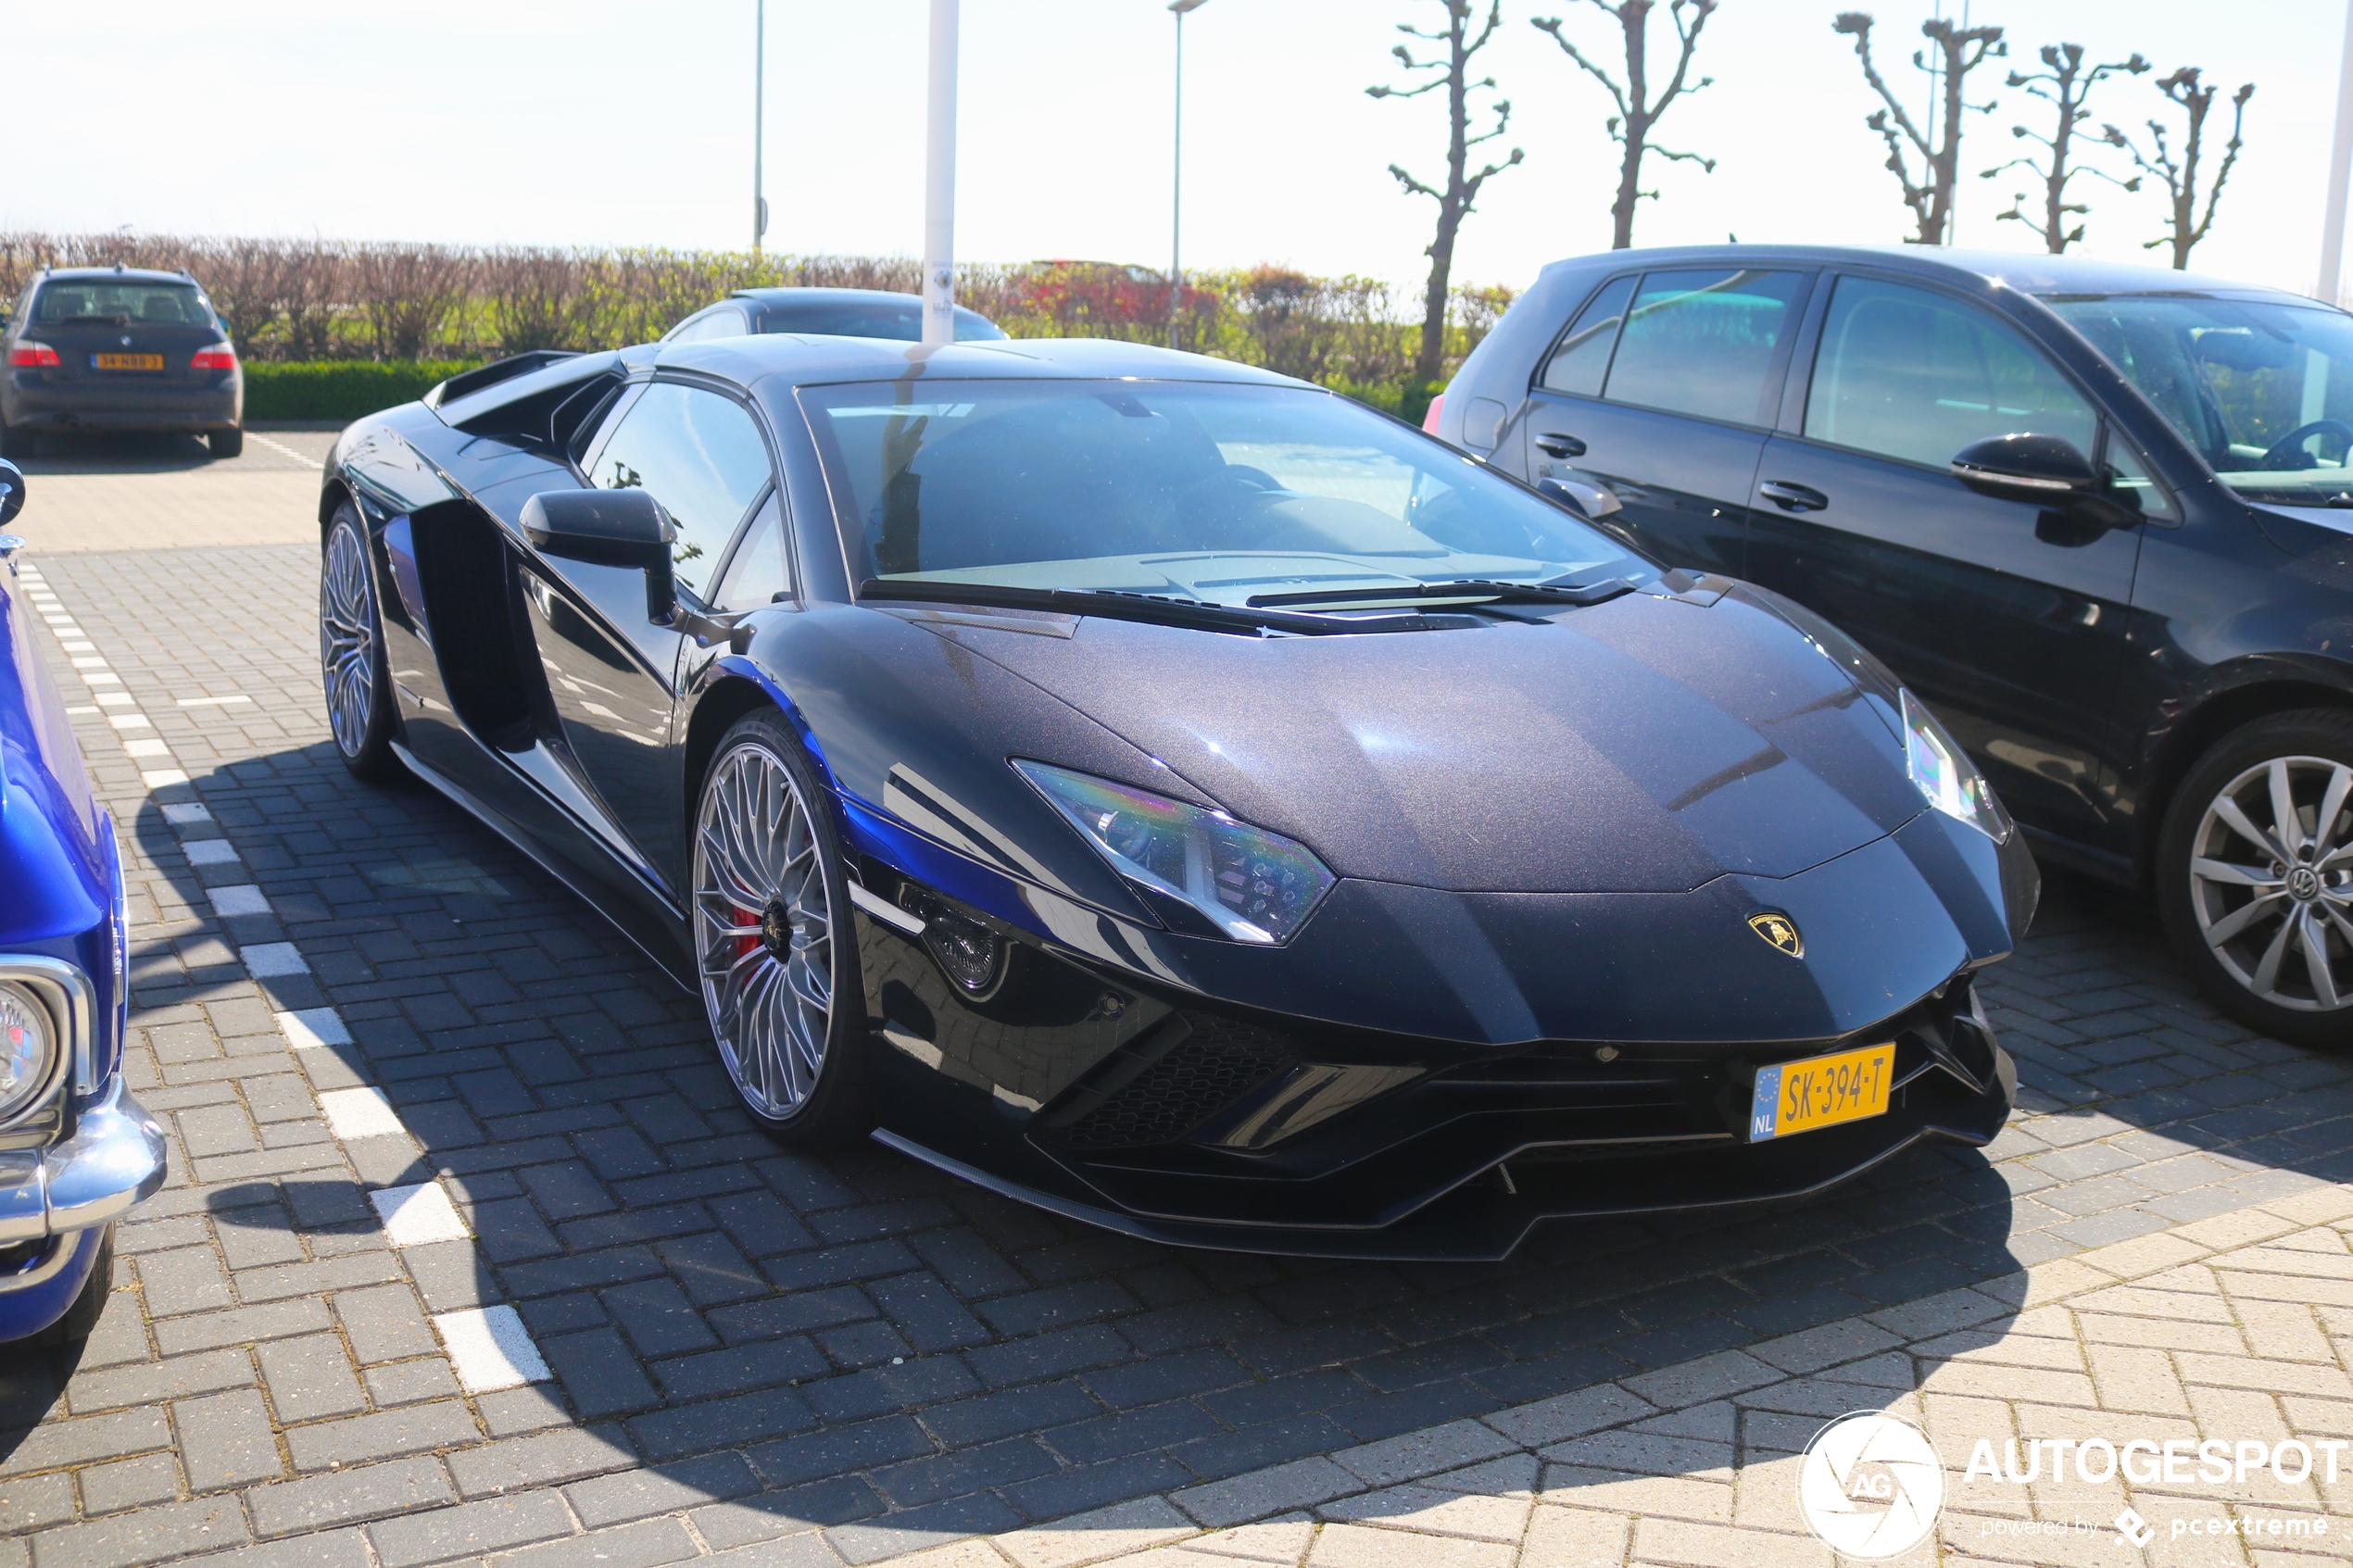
[391,741,695,991]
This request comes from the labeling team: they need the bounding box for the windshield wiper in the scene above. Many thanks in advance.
[858,578,1445,635]
[1246,575,1640,610]
[49,314,132,326]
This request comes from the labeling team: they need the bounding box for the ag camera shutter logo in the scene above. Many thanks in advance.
[1796,1411,1946,1559]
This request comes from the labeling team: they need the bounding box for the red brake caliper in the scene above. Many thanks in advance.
[734,907,761,960]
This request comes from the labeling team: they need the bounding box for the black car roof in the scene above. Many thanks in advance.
[34,266,199,287]
[1534,244,2316,305]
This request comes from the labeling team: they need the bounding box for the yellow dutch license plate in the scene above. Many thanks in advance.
[93,353,164,371]
[1748,1043,1894,1141]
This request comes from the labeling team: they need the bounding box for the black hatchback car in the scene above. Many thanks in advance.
[1438,246,2353,1047]
[1,267,243,457]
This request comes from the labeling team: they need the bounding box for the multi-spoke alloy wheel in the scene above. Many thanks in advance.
[321,521,376,755]
[318,508,401,781]
[693,717,864,1139]
[2186,754,2353,1014]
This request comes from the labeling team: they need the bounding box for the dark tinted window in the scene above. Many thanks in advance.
[1603,269,1806,425]
[590,383,773,597]
[1539,275,1635,396]
[35,281,210,326]
[760,301,1007,342]
[711,491,791,608]
[1805,277,2095,469]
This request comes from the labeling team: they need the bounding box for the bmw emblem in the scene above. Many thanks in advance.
[120,334,132,347]
[1748,910,1804,958]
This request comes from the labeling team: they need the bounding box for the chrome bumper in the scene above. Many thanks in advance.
[0,1078,166,1286]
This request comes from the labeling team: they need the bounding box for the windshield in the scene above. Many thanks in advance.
[34,281,211,327]
[762,302,1006,343]
[799,379,1645,605]
[2049,295,2353,506]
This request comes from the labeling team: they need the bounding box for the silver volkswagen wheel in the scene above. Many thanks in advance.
[321,521,377,758]
[2187,754,2353,1013]
[694,739,836,1117]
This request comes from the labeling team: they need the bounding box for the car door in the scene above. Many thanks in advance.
[526,380,776,891]
[1517,266,1814,577]
[1743,271,2147,841]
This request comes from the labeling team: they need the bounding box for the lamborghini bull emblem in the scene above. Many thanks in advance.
[1748,910,1804,958]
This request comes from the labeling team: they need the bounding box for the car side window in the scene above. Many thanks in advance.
[1538,275,1635,396]
[591,383,773,599]
[1804,276,2098,470]
[672,307,747,343]
[1601,269,1809,425]
[2104,432,2181,523]
[711,490,792,609]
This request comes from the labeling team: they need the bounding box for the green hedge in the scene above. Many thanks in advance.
[242,360,478,422]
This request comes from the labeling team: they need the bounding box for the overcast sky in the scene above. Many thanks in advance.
[6,1,2336,303]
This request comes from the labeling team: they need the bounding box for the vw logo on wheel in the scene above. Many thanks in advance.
[1795,1411,1945,1560]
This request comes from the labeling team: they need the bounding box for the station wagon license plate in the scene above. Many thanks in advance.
[92,353,164,371]
[1749,1043,1894,1141]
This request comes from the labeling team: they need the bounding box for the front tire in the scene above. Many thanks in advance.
[33,1226,114,1348]
[319,506,403,782]
[693,708,871,1147]
[209,426,245,458]
[2159,709,2353,1048]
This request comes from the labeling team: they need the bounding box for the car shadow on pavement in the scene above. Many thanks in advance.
[11,430,229,475]
[33,732,2353,1562]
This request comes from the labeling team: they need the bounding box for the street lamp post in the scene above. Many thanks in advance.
[753,0,769,257]
[924,0,961,346]
[2322,0,2353,303]
[1168,0,1207,348]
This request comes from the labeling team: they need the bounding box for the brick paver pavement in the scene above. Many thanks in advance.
[3,449,2350,1567]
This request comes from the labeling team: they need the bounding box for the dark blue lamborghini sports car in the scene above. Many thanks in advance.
[315,334,2033,1260]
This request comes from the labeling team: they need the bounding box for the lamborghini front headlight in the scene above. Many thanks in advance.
[1902,689,2013,843]
[1015,761,1335,944]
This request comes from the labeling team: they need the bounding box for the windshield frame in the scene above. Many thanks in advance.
[791,374,1652,610]
[2042,289,2353,507]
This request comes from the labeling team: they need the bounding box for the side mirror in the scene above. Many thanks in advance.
[1949,433,2099,502]
[0,459,24,529]
[521,488,676,622]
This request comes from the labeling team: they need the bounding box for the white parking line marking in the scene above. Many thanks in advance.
[183,839,240,865]
[276,1007,350,1049]
[95,692,134,708]
[65,705,98,716]
[178,695,254,707]
[318,1086,405,1138]
[71,656,109,669]
[142,769,190,788]
[85,672,123,686]
[240,942,308,977]
[122,738,170,758]
[247,433,325,470]
[161,802,213,826]
[62,642,95,654]
[209,885,271,916]
[433,1307,549,1392]
[107,713,153,730]
[371,1181,472,1247]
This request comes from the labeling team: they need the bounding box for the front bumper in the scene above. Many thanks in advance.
[0,1076,166,1291]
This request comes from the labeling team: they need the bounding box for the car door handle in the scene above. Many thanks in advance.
[1534,433,1587,458]
[1758,481,1829,513]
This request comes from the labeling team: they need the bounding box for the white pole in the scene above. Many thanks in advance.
[1170,6,1183,343]
[2321,0,2353,303]
[923,0,961,347]
[753,0,767,257]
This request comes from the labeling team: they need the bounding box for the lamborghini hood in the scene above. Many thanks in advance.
[946,584,1926,895]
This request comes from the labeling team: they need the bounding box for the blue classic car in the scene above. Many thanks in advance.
[0,458,167,1344]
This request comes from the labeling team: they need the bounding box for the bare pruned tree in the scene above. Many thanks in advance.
[352,244,473,360]
[1982,44,2148,253]
[1530,1,1722,251]
[1833,11,2007,245]
[1368,0,1524,385]
[2104,68,2254,270]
